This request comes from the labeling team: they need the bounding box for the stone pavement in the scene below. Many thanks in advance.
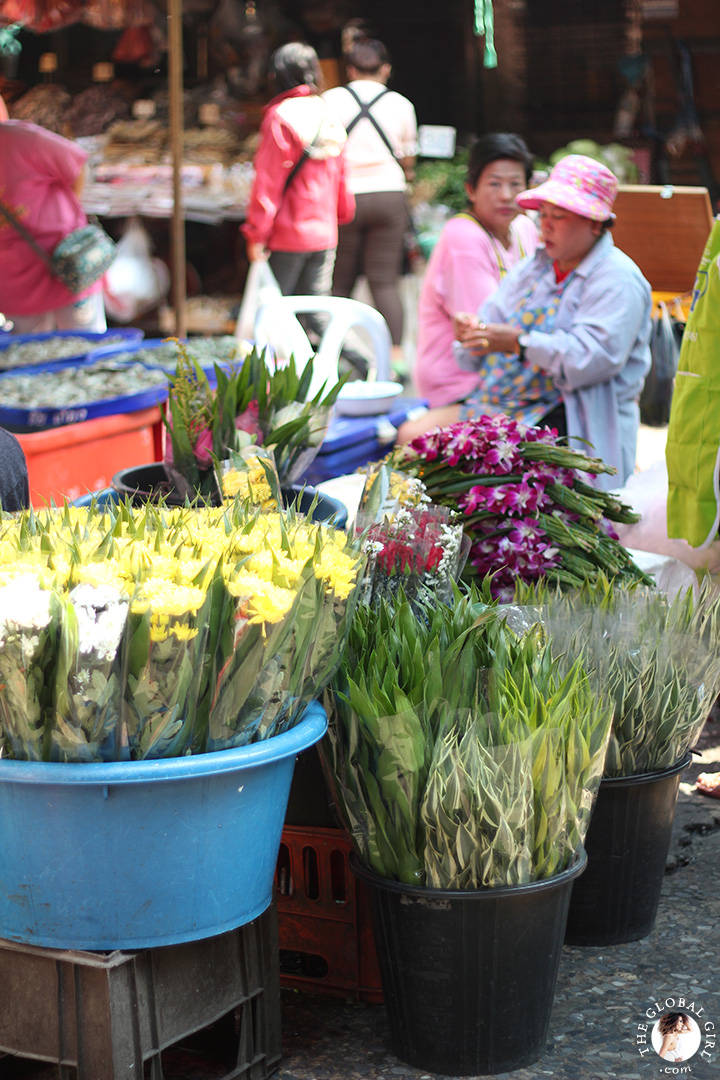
[275,718,720,1080]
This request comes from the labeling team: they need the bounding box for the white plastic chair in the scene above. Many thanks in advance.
[253,295,392,400]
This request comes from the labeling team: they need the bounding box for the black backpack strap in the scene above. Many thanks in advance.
[343,86,397,159]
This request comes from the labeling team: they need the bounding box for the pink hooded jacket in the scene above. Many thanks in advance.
[242,85,355,253]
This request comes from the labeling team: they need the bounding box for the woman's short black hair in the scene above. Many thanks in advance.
[343,31,390,74]
[467,133,534,189]
[269,43,321,93]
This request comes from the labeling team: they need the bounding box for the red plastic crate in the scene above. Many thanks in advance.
[275,825,383,1003]
[18,406,164,507]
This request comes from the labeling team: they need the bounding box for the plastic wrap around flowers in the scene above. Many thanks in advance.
[163,342,346,501]
[391,413,651,595]
[324,585,614,888]
[0,501,361,763]
[353,465,469,611]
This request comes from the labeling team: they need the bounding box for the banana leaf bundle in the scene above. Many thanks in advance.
[323,584,613,888]
[512,576,720,777]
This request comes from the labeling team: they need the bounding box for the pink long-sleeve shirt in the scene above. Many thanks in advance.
[414,212,539,407]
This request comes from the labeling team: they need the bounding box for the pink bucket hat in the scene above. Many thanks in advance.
[516,154,618,222]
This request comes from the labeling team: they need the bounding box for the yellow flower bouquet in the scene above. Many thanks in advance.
[0,500,362,762]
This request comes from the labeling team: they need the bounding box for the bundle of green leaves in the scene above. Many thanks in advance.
[513,576,720,777]
[323,584,613,889]
[163,343,347,499]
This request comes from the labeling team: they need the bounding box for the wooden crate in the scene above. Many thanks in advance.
[611,184,715,294]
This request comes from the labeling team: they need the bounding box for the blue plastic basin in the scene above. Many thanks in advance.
[0,702,327,950]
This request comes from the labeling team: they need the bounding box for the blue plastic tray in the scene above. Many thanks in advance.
[0,358,169,432]
[302,397,428,485]
[0,328,144,372]
[88,337,188,372]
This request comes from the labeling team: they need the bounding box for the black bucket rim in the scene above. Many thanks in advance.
[350,847,587,901]
[111,462,347,524]
[601,752,691,790]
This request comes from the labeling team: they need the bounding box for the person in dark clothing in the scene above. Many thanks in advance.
[0,427,30,511]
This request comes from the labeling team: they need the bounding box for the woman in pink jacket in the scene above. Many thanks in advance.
[0,119,106,333]
[242,43,355,310]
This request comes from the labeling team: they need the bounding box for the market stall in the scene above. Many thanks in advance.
[0,0,276,334]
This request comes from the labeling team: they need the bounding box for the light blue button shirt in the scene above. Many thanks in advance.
[455,233,652,490]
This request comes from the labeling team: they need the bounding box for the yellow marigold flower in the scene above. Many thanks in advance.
[222,462,277,509]
[224,570,295,606]
[131,578,207,617]
[242,549,306,587]
[244,586,295,626]
[314,545,359,600]
[74,561,132,591]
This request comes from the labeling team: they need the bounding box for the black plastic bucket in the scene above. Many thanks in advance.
[565,755,689,947]
[352,851,586,1077]
[111,463,348,527]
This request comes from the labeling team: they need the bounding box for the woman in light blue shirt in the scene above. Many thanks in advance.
[399,155,652,491]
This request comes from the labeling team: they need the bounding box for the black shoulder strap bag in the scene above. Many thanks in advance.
[283,123,323,193]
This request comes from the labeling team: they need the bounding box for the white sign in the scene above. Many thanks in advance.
[418,125,457,159]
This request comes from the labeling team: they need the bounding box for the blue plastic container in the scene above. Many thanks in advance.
[301,397,428,485]
[0,702,327,951]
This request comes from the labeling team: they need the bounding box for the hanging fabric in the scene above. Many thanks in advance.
[473,0,497,69]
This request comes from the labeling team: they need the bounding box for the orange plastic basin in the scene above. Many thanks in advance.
[17,407,164,507]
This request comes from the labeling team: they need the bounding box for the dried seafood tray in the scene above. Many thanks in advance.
[0,329,143,372]
[0,357,169,432]
[88,335,244,374]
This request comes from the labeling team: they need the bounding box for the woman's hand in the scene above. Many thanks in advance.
[246,241,269,263]
[454,313,522,357]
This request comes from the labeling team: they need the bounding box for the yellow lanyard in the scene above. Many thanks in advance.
[454,212,525,278]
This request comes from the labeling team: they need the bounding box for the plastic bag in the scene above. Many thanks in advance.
[102,217,169,323]
[613,460,720,576]
[235,259,283,342]
[236,260,314,372]
[639,301,681,427]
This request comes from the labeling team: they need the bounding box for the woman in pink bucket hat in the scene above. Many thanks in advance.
[400,154,652,490]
